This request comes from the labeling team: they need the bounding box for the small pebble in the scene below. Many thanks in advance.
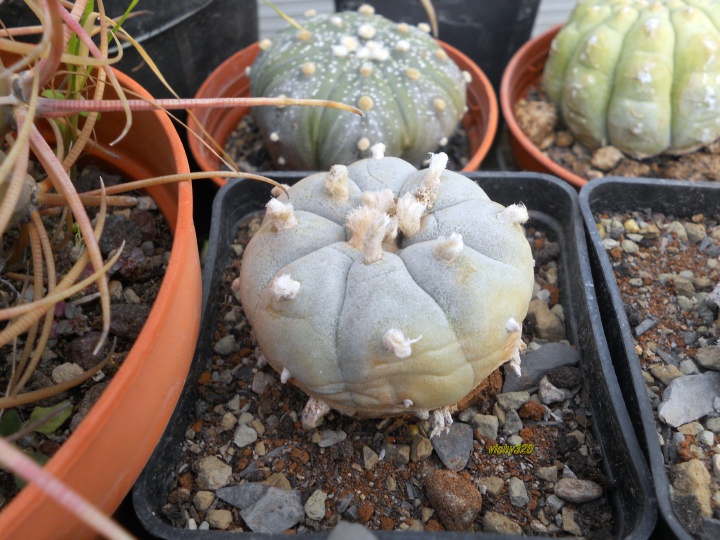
[554,477,603,503]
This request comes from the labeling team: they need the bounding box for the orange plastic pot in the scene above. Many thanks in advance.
[500,25,588,190]
[0,70,201,539]
[188,40,498,187]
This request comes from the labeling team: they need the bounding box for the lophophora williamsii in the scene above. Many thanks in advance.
[236,147,535,437]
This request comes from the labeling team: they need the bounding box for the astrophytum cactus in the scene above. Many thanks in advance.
[236,147,535,436]
[248,5,468,170]
[542,0,720,159]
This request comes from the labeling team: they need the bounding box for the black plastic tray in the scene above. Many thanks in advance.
[579,177,720,540]
[133,172,655,539]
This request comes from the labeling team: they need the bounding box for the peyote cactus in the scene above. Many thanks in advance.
[236,146,535,436]
[542,0,720,159]
[249,5,468,170]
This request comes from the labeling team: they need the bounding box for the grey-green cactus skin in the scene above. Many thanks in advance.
[238,153,534,425]
[249,9,467,169]
[542,0,720,159]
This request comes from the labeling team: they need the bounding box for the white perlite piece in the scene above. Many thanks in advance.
[383,328,422,358]
[280,368,292,384]
[266,199,297,231]
[270,274,300,300]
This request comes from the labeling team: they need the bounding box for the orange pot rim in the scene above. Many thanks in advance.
[500,25,588,190]
[0,69,201,539]
[188,38,498,188]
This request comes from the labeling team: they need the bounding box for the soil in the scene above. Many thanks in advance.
[0,164,172,509]
[593,208,720,535]
[514,89,720,182]
[158,211,616,536]
[223,113,471,173]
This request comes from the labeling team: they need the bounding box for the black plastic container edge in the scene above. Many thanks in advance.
[579,177,720,540]
[133,172,656,539]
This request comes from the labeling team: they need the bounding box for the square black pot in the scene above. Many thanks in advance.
[580,177,720,540]
[133,172,655,539]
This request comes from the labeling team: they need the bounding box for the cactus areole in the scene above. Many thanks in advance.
[248,5,468,170]
[237,149,535,436]
[542,0,720,159]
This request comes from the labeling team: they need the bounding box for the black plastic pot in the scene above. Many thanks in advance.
[580,177,720,540]
[133,172,655,538]
[104,0,258,100]
[334,0,540,94]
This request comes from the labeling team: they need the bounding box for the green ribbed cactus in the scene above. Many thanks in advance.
[542,0,720,159]
[249,5,468,170]
[236,147,534,436]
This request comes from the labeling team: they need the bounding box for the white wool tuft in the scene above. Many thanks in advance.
[270,274,300,300]
[422,152,448,190]
[370,143,386,159]
[383,328,422,358]
[360,188,395,213]
[434,233,464,262]
[266,198,297,230]
[497,203,529,226]
[324,165,350,201]
[395,192,426,236]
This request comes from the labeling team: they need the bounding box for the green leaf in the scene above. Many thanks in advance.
[41,89,65,100]
[29,401,73,434]
[0,410,22,437]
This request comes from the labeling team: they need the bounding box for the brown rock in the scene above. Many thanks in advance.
[518,400,544,421]
[358,502,374,523]
[423,470,482,531]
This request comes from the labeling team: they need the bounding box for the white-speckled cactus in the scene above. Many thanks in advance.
[542,0,720,159]
[237,147,535,436]
[249,5,468,169]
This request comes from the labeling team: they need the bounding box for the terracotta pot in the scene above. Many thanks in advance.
[187,41,498,188]
[500,25,588,190]
[0,70,202,539]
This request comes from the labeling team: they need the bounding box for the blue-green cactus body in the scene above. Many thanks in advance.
[249,8,467,169]
[542,0,720,159]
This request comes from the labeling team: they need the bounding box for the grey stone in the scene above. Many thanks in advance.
[658,372,720,427]
[383,442,410,466]
[554,478,603,503]
[410,435,434,462]
[680,359,701,376]
[431,422,473,471]
[685,222,707,244]
[546,494,566,513]
[698,430,716,446]
[674,277,696,298]
[635,319,657,337]
[193,456,233,490]
[527,299,565,341]
[672,459,712,518]
[304,489,327,521]
[621,239,639,253]
[478,477,504,497]
[508,477,529,507]
[667,221,688,242]
[205,509,233,530]
[495,391,530,411]
[538,376,574,405]
[483,511,522,534]
[536,465,558,483]
[696,346,720,371]
[507,434,524,446]
[472,414,499,440]
[251,371,275,394]
[363,446,379,470]
[562,507,583,535]
[315,429,347,448]
[233,424,258,448]
[240,487,304,534]
[217,483,268,509]
[213,334,236,355]
[503,342,579,393]
[707,417,720,433]
[503,409,523,435]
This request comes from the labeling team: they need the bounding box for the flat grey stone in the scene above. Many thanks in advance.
[508,477,529,507]
[696,346,720,371]
[431,422,473,471]
[240,487,304,534]
[503,409,523,435]
[216,482,268,509]
[659,372,720,427]
[495,391,530,411]
[538,376,574,405]
[471,414,498,440]
[315,429,347,448]
[503,342,579,392]
[328,521,378,540]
